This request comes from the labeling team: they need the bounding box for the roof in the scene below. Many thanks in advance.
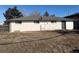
[64,13,79,19]
[6,16,75,22]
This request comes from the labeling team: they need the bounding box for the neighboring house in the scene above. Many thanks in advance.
[65,13,79,30]
[5,16,75,32]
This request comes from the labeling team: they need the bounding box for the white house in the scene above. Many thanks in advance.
[5,16,75,32]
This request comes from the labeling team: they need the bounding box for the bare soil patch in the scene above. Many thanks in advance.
[0,31,78,53]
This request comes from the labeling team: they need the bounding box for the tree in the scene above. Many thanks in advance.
[3,6,23,20]
[43,11,49,16]
[31,10,40,16]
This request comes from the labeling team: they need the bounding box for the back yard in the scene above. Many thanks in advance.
[0,31,78,53]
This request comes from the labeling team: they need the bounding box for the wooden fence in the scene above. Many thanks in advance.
[0,25,8,32]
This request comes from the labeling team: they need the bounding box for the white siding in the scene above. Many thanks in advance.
[10,21,62,32]
[40,22,62,30]
[66,22,73,30]
[10,22,40,32]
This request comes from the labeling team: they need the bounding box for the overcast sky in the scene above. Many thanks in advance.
[0,5,79,24]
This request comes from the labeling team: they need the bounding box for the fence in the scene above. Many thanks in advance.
[0,25,8,32]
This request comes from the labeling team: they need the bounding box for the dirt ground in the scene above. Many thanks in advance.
[0,31,79,53]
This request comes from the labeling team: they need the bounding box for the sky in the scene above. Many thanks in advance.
[0,5,79,24]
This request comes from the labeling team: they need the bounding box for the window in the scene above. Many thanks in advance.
[51,21,56,23]
[34,21,39,23]
[15,21,22,24]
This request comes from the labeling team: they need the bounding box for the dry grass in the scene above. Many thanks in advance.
[0,31,78,53]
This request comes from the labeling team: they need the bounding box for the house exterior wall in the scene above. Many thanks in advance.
[40,22,62,31]
[9,21,74,32]
[66,22,73,30]
[10,21,62,32]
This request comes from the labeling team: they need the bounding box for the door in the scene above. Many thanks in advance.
[62,21,66,30]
